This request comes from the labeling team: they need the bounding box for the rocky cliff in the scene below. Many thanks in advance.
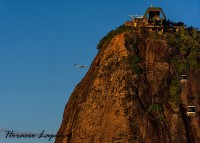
[56,24,200,143]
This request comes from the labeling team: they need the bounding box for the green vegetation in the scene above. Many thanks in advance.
[97,25,134,49]
[128,55,141,74]
[169,78,181,112]
[187,49,199,69]
[158,114,165,121]
[170,79,181,102]
[119,37,142,74]
[97,21,199,72]
[166,24,200,111]
[131,40,138,51]
[166,24,200,71]
[147,103,165,121]
[173,59,190,75]
[96,20,199,118]
[147,103,163,113]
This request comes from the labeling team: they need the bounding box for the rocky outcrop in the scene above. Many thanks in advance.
[56,28,200,143]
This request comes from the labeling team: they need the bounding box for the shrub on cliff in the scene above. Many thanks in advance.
[128,55,141,74]
[147,103,164,121]
[97,25,134,49]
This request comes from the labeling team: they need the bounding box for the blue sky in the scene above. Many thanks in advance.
[0,0,199,143]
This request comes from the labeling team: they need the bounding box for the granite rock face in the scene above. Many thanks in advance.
[56,30,200,143]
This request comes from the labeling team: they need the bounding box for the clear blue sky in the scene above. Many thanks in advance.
[0,0,199,143]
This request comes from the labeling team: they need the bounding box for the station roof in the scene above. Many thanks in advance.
[143,7,166,20]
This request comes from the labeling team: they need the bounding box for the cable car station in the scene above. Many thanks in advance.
[126,5,166,32]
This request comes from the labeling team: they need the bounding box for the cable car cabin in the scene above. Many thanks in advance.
[186,106,196,116]
[180,75,188,84]
[143,7,166,30]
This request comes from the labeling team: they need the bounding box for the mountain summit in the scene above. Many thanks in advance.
[56,7,200,143]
